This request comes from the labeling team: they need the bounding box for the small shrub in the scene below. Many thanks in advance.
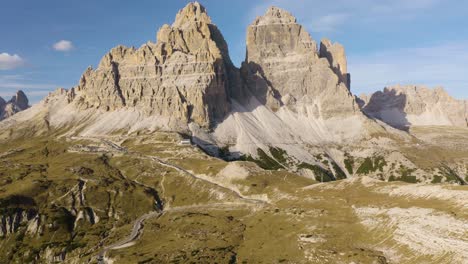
[431,175,442,184]
[331,162,347,180]
[240,148,283,170]
[298,163,334,182]
[356,156,387,175]
[344,154,354,174]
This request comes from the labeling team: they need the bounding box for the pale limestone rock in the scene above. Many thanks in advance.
[319,38,350,89]
[362,85,468,128]
[241,6,359,118]
[0,209,37,237]
[72,2,235,128]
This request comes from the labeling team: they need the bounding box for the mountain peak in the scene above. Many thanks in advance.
[362,85,467,128]
[10,90,29,110]
[0,90,30,121]
[253,6,297,26]
[173,2,211,28]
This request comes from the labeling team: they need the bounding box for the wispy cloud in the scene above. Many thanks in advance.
[0,90,51,98]
[53,40,74,52]
[0,53,25,70]
[247,0,444,32]
[348,42,468,99]
[0,74,58,90]
[310,13,349,32]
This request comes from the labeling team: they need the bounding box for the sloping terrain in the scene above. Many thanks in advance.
[0,2,467,264]
[0,132,466,263]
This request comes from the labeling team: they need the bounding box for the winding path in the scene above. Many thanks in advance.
[97,202,256,263]
[71,136,269,263]
[97,211,161,263]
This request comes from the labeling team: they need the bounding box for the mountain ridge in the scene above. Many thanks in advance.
[0,90,29,121]
[360,84,468,128]
[0,2,467,186]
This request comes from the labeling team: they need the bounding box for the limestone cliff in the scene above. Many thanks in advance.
[361,85,468,128]
[241,7,358,118]
[319,38,350,90]
[71,2,235,128]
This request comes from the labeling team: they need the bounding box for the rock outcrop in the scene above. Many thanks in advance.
[241,7,358,118]
[71,2,235,128]
[0,90,30,121]
[207,6,374,164]
[361,85,468,128]
[319,38,350,90]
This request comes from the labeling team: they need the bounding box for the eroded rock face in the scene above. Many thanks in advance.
[361,85,468,128]
[0,90,30,121]
[0,209,39,237]
[241,7,359,118]
[72,2,235,128]
[319,38,350,89]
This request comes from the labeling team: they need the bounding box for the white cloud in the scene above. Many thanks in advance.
[53,40,74,51]
[0,74,58,90]
[0,53,25,70]
[247,0,445,33]
[348,42,468,99]
[310,14,349,32]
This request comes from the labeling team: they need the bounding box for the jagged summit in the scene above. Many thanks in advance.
[320,38,350,89]
[2,3,366,142]
[252,6,297,26]
[242,5,358,118]
[0,90,30,121]
[361,85,468,128]
[70,1,234,129]
[172,2,211,28]
[11,90,29,110]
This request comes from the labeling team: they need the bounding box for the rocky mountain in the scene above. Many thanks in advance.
[70,2,236,129]
[0,3,466,185]
[2,4,376,162]
[361,85,468,129]
[0,3,467,264]
[0,90,29,121]
[240,7,355,115]
[202,6,375,161]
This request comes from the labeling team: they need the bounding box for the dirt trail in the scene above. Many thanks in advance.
[71,136,269,263]
[71,135,269,205]
[97,202,255,263]
[146,155,269,205]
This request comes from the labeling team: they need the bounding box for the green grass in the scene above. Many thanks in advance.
[344,154,355,175]
[298,162,334,182]
[240,148,283,170]
[431,175,443,184]
[269,147,288,165]
[389,166,419,183]
[439,166,463,184]
[331,161,347,180]
[1,132,467,263]
[356,156,387,175]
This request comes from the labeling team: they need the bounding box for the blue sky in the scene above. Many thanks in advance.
[1,0,467,103]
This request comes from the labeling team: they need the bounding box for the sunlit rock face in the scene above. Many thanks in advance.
[72,2,236,128]
[362,85,468,128]
[241,6,359,118]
